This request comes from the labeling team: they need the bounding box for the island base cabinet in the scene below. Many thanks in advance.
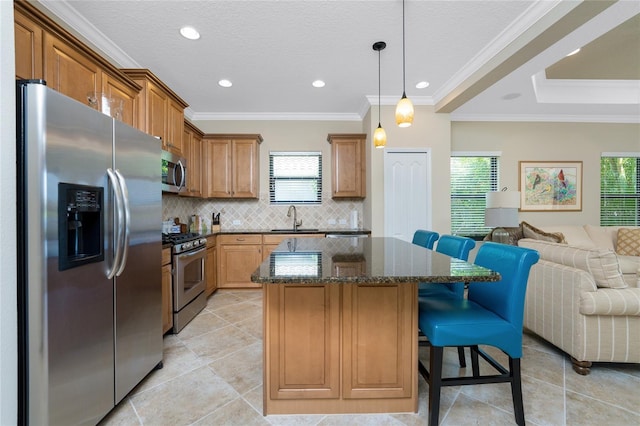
[263,283,418,415]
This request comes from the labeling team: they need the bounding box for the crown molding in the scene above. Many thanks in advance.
[449,113,640,124]
[37,0,140,67]
[190,112,363,121]
[532,71,640,104]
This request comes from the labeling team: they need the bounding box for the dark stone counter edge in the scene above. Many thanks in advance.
[251,274,501,284]
[199,229,371,237]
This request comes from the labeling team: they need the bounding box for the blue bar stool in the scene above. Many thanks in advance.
[419,235,475,367]
[418,242,540,425]
[412,229,439,250]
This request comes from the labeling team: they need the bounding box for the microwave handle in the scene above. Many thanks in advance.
[176,160,186,191]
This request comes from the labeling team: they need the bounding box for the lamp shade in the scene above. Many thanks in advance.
[486,191,520,209]
[484,208,519,227]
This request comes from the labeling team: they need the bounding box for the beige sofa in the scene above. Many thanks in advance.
[516,224,640,375]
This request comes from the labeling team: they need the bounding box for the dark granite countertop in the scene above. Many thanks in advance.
[200,228,371,237]
[251,237,500,284]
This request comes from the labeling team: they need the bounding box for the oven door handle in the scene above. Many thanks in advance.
[175,246,206,260]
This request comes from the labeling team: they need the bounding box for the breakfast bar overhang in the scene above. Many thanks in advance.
[251,237,499,415]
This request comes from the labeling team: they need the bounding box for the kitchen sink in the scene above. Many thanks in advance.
[270,228,319,233]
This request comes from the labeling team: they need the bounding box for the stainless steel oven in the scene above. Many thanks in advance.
[161,150,186,193]
[164,233,207,332]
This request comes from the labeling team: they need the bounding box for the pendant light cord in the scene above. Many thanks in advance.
[378,47,381,124]
[402,0,406,95]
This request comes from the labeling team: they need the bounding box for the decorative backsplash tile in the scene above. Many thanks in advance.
[162,192,364,231]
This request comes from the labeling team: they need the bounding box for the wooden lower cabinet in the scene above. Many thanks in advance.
[264,282,418,414]
[161,248,173,334]
[205,236,217,296]
[217,234,263,288]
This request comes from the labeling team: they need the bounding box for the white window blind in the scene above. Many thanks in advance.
[450,156,498,238]
[270,152,322,204]
[600,154,639,226]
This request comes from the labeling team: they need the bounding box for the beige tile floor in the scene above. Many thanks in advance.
[101,290,640,426]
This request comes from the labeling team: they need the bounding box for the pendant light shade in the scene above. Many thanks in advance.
[372,41,387,148]
[395,0,413,127]
[395,92,414,127]
[374,124,387,148]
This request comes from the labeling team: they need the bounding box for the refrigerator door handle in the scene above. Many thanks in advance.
[107,168,125,279]
[114,169,131,276]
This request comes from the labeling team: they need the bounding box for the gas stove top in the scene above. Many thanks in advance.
[162,233,207,254]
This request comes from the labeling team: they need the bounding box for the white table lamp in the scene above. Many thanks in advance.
[485,190,520,244]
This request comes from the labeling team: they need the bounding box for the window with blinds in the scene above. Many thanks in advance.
[270,152,322,204]
[600,154,639,226]
[450,155,498,238]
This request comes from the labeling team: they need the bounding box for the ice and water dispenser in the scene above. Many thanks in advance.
[58,183,104,271]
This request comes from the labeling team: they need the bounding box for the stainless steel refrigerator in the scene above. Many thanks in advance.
[16,80,163,425]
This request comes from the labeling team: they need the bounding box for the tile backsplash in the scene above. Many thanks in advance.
[163,192,364,231]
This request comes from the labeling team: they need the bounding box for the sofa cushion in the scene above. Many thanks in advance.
[518,239,627,289]
[584,224,617,251]
[542,225,595,248]
[521,221,566,243]
[616,228,640,256]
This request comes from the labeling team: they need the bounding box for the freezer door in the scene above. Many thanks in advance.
[19,83,115,425]
[113,121,163,402]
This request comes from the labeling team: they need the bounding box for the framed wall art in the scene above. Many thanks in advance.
[519,161,582,211]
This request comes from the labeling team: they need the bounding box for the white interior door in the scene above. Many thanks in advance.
[383,149,431,241]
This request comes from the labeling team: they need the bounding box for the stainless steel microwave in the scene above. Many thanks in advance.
[161,150,187,193]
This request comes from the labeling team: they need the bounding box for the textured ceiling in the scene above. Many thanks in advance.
[37,0,640,123]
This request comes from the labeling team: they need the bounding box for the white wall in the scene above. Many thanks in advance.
[452,121,640,227]
[1,2,17,423]
[366,104,452,236]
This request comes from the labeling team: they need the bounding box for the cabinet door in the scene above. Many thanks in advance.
[189,132,202,197]
[265,284,340,400]
[331,138,364,198]
[15,10,43,80]
[218,244,262,288]
[232,139,259,198]
[102,72,137,127]
[207,139,233,198]
[342,284,416,399]
[161,263,173,334]
[206,247,217,296]
[147,82,168,145]
[167,98,184,156]
[181,127,194,197]
[44,33,101,106]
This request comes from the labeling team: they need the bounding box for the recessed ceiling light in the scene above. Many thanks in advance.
[566,48,581,57]
[218,79,232,88]
[415,81,429,89]
[179,26,200,40]
[312,80,325,88]
[501,93,521,100]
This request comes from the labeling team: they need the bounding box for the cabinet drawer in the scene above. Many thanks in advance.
[162,247,172,266]
[218,234,262,245]
[206,235,216,247]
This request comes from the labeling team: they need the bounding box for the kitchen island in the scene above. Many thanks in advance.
[251,237,499,415]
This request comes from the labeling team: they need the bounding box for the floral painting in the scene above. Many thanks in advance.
[519,161,582,211]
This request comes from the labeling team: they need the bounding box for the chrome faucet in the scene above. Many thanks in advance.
[287,205,302,231]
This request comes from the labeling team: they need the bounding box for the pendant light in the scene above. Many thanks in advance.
[395,0,414,127]
[372,41,387,149]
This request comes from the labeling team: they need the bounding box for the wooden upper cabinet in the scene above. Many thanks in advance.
[15,1,141,126]
[102,72,138,127]
[204,134,262,199]
[181,120,203,198]
[121,69,188,156]
[327,133,367,199]
[14,9,43,80]
[44,32,101,106]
